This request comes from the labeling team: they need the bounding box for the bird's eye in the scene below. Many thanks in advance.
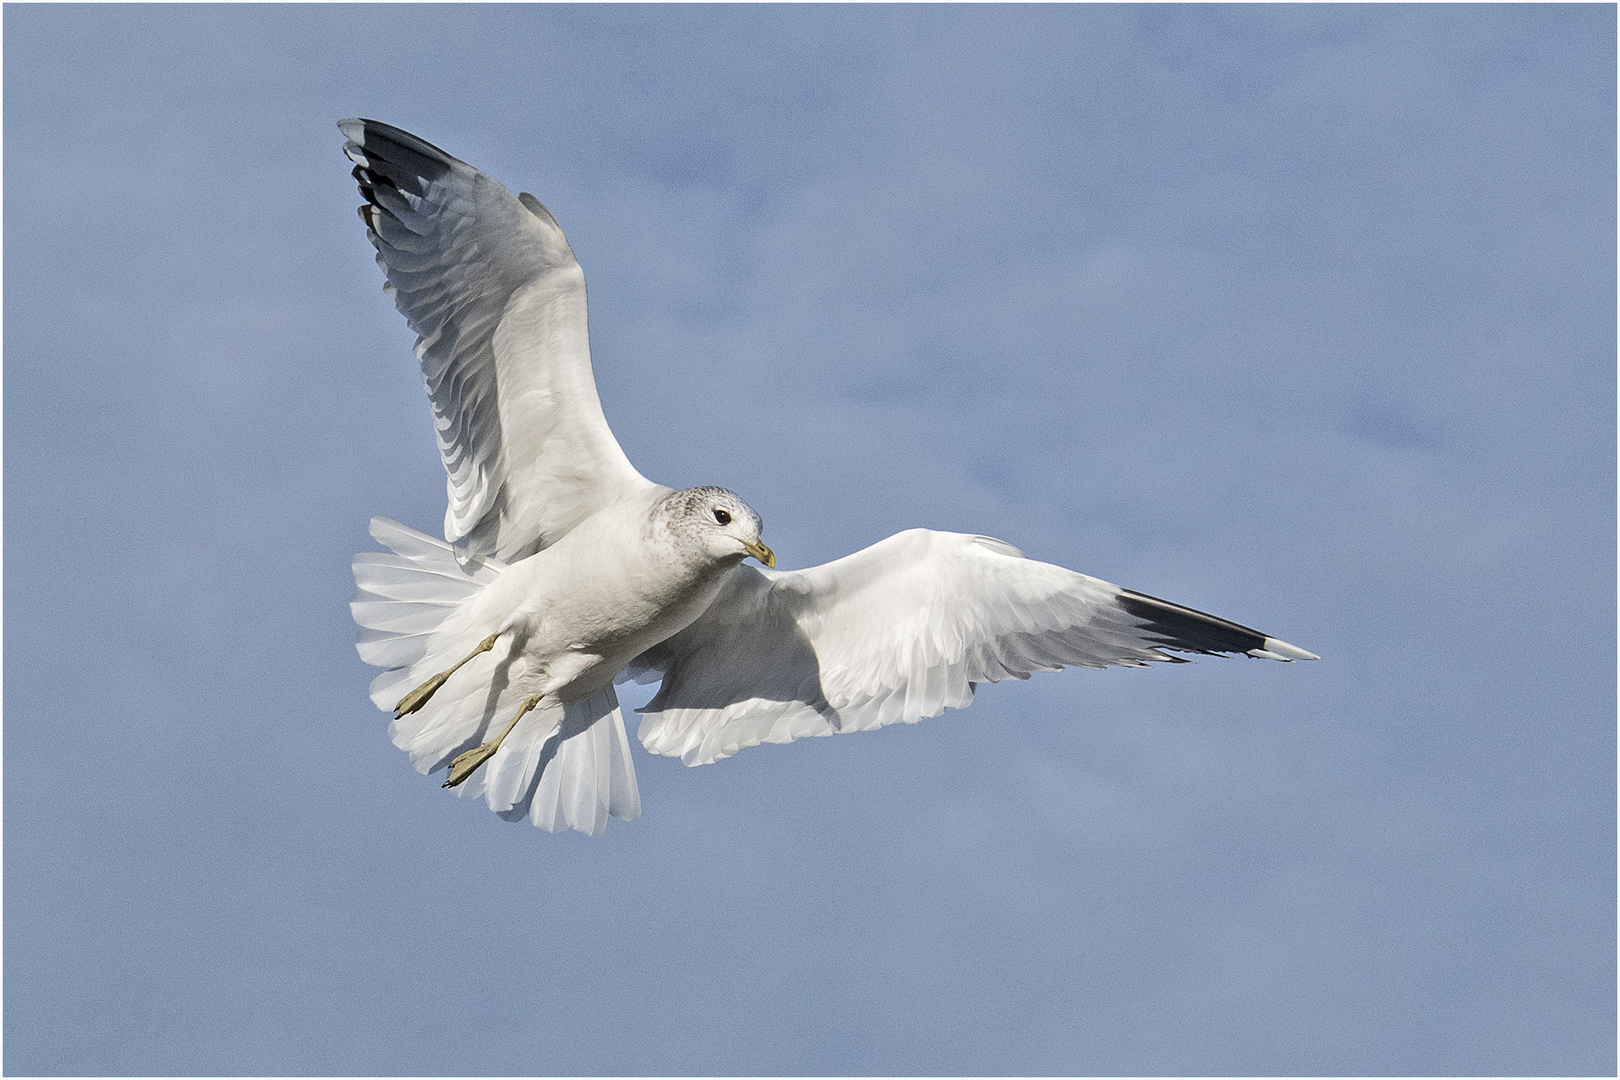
[712,508,731,525]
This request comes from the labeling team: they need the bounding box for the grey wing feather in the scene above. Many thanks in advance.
[340,119,652,560]
[635,529,1316,766]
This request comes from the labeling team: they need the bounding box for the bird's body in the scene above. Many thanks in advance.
[342,118,1316,834]
[453,485,768,708]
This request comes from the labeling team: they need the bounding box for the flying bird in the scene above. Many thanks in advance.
[342,118,1317,835]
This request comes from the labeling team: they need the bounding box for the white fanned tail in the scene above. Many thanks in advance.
[351,517,640,834]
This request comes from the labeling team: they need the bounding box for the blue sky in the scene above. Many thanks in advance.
[5,5,1613,1075]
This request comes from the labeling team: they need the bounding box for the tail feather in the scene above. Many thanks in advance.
[527,688,643,833]
[366,664,421,711]
[364,516,502,575]
[488,687,642,834]
[358,629,442,676]
[352,517,498,681]
[353,517,641,835]
[351,600,462,635]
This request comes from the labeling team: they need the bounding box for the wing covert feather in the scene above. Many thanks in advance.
[636,529,1315,766]
[340,119,653,560]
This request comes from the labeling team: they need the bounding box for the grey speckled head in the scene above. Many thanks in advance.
[650,486,773,568]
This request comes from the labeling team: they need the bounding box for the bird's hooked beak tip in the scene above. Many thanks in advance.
[743,539,776,568]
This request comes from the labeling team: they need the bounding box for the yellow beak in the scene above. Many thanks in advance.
[742,539,776,568]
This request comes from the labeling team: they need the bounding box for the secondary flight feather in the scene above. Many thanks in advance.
[342,118,1317,836]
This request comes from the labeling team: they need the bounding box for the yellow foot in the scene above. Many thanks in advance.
[442,741,500,788]
[393,633,501,718]
[395,671,450,718]
[439,692,543,789]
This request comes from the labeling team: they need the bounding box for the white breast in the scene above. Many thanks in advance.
[466,492,735,702]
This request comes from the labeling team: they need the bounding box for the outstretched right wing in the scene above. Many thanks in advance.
[341,119,657,561]
[633,529,1317,767]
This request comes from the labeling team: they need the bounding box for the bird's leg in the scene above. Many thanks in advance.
[443,693,544,789]
[394,632,501,719]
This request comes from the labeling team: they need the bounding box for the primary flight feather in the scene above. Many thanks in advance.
[342,118,1316,836]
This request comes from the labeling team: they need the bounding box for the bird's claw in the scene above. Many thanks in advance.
[442,742,498,788]
[395,671,450,718]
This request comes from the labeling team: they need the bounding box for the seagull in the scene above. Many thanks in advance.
[342,118,1317,836]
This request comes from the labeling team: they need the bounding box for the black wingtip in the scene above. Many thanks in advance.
[1115,589,1270,657]
[338,118,461,174]
[340,119,464,238]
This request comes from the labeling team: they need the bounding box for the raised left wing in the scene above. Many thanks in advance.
[633,530,1316,767]
[341,119,658,561]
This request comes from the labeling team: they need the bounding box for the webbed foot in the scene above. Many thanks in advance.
[395,671,450,718]
[439,693,545,789]
[443,741,500,788]
[394,632,501,718]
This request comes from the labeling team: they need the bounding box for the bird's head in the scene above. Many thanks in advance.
[661,486,774,568]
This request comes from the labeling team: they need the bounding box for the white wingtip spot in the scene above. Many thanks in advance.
[1249,637,1319,661]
